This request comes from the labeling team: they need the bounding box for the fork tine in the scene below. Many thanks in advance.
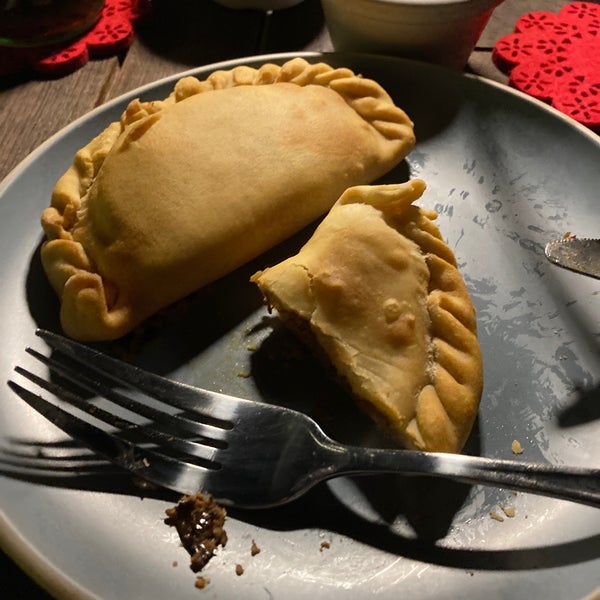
[25,347,230,448]
[13,364,220,467]
[7,379,210,496]
[36,329,240,423]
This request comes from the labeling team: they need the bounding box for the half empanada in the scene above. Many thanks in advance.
[251,180,483,453]
[41,57,415,341]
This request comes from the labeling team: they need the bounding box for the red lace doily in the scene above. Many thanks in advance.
[0,0,152,78]
[492,1,600,131]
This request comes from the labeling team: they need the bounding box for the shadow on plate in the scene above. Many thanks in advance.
[3,432,599,573]
[543,261,600,429]
[258,503,600,572]
[557,382,600,427]
[17,160,599,573]
[230,479,600,572]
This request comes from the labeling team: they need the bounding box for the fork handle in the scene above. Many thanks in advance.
[340,448,600,508]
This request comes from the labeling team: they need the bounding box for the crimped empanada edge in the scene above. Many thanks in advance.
[253,181,483,453]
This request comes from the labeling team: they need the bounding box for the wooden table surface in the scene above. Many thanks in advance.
[0,0,590,597]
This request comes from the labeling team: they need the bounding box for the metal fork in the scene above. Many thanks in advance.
[8,329,600,509]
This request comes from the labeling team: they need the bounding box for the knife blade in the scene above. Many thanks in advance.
[544,238,600,279]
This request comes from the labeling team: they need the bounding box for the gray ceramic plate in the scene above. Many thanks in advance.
[1,52,599,600]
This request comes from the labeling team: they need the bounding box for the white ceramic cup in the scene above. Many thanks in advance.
[321,0,505,70]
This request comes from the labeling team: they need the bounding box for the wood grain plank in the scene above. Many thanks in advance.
[477,0,597,47]
[471,0,600,86]
[0,58,119,182]
[467,49,509,84]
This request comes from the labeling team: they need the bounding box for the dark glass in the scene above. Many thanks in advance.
[0,0,104,47]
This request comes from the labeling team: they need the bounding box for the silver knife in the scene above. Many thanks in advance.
[544,238,600,279]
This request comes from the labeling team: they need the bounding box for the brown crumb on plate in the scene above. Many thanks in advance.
[235,564,244,576]
[195,576,210,589]
[320,541,331,552]
[251,540,261,556]
[164,493,227,573]
[490,511,505,522]
[511,439,524,454]
[502,506,516,518]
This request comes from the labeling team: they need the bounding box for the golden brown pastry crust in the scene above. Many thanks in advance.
[41,58,415,341]
[251,180,482,453]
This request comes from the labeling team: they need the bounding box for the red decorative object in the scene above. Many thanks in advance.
[492,2,600,131]
[0,0,152,78]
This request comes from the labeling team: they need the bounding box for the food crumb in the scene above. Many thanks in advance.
[247,344,257,351]
[511,439,524,454]
[237,371,252,378]
[320,541,331,552]
[502,507,516,518]
[490,511,505,522]
[195,576,210,589]
[235,564,244,576]
[251,540,261,556]
[172,561,178,567]
[164,493,227,573]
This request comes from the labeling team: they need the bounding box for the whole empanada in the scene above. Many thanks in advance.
[41,57,415,341]
[251,180,483,453]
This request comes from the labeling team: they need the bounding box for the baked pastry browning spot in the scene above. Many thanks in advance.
[41,57,415,341]
[251,180,483,453]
